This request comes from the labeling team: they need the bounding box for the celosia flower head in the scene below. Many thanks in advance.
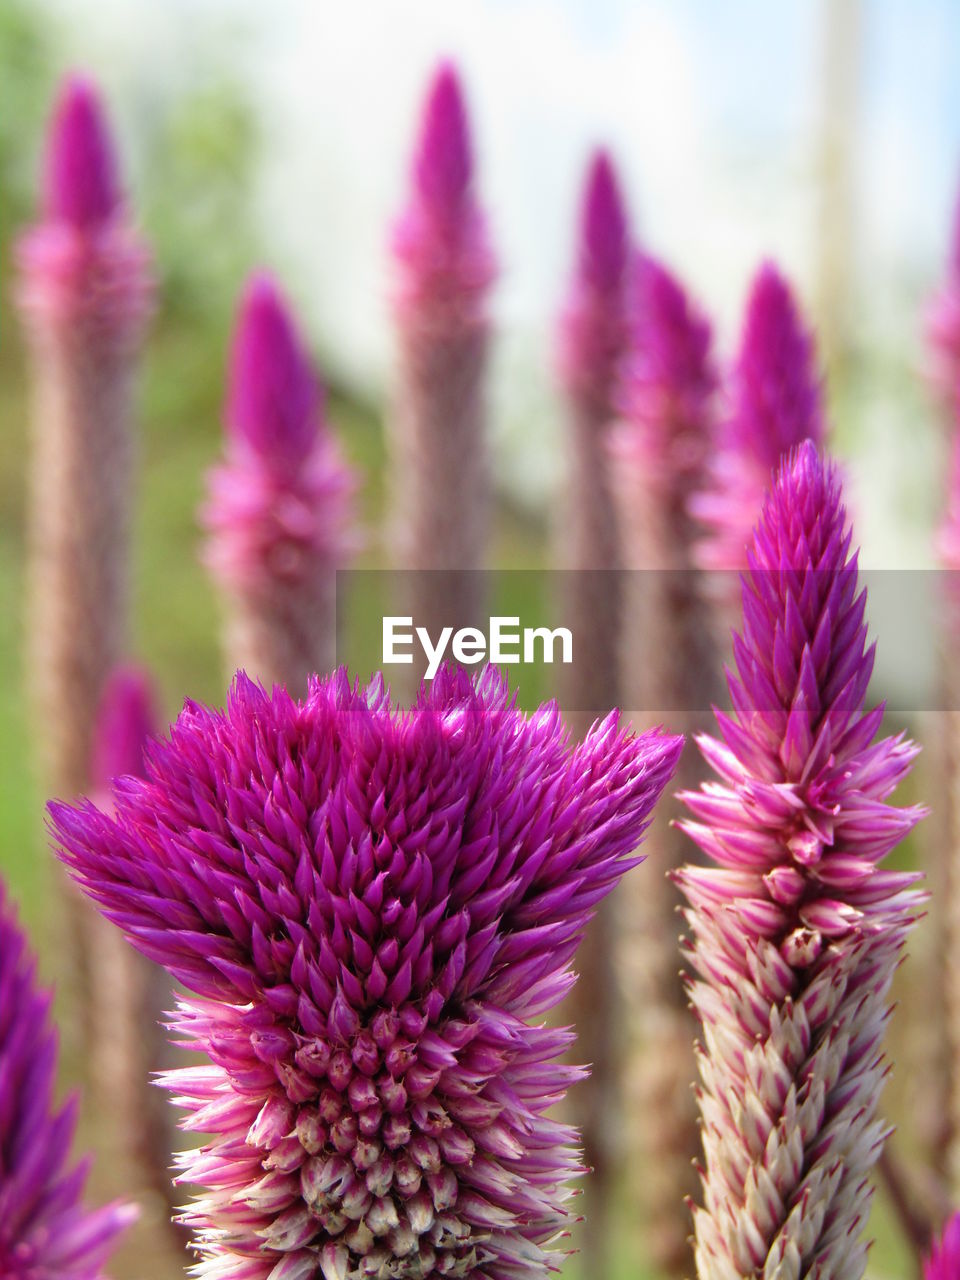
[693,261,823,572]
[43,74,120,230]
[91,664,158,791]
[50,667,681,1280]
[925,1213,960,1280]
[17,71,153,337]
[926,184,960,407]
[392,62,495,312]
[556,149,631,402]
[609,253,717,512]
[0,882,136,1277]
[677,442,925,1279]
[202,271,356,595]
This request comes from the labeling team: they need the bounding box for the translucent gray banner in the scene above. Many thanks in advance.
[334,569,956,715]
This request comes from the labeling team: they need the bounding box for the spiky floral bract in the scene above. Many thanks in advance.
[0,881,136,1278]
[50,666,682,1280]
[925,1213,960,1280]
[201,273,357,693]
[677,442,925,1280]
[692,262,823,576]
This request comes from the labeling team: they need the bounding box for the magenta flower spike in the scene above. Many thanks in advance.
[607,251,718,1274]
[926,186,960,410]
[925,1214,960,1280]
[202,272,357,695]
[50,666,682,1280]
[0,882,136,1277]
[677,442,925,1279]
[388,63,496,648]
[394,62,494,302]
[692,261,824,578]
[43,74,120,228]
[553,147,631,1280]
[17,73,154,800]
[556,148,630,407]
[610,252,717,543]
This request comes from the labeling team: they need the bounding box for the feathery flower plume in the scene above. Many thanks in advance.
[202,272,357,695]
[925,1213,960,1280]
[50,666,682,1280]
[17,72,154,798]
[926,185,960,410]
[388,63,496,658]
[677,442,925,1280]
[553,147,631,1278]
[608,252,719,1275]
[692,261,824,580]
[0,880,136,1277]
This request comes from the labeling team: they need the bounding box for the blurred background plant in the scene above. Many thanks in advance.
[0,1,958,1277]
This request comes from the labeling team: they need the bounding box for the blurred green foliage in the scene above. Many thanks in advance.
[0,0,51,244]
[140,78,260,323]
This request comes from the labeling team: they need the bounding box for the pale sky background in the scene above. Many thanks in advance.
[34,0,960,579]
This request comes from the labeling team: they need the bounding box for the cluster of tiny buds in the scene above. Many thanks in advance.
[229,1002,494,1280]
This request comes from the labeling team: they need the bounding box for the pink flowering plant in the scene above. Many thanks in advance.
[677,442,925,1278]
[50,668,681,1280]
